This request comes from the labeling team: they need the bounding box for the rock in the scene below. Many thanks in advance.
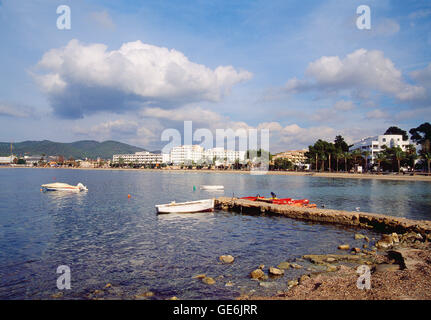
[259,282,276,288]
[51,292,63,299]
[287,280,298,288]
[277,262,290,269]
[376,240,392,249]
[261,274,269,281]
[326,257,336,263]
[202,277,216,285]
[388,248,423,270]
[250,269,265,279]
[258,264,265,270]
[169,296,179,300]
[381,234,394,244]
[351,247,361,253]
[104,283,112,289]
[374,264,400,272]
[135,291,154,298]
[193,274,206,279]
[290,263,303,269]
[355,234,366,240]
[269,267,284,276]
[326,265,338,272]
[338,244,350,250]
[363,244,368,249]
[299,274,310,284]
[225,281,234,287]
[93,290,103,295]
[219,255,235,264]
[391,233,400,243]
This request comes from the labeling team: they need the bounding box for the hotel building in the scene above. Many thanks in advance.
[112,151,163,165]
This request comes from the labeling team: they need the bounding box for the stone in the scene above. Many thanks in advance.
[326,257,336,263]
[104,283,112,288]
[299,274,310,284]
[374,264,400,272]
[250,269,265,279]
[219,255,235,264]
[135,291,154,298]
[326,265,338,272]
[363,244,368,249]
[193,274,206,279]
[376,240,392,249]
[338,244,350,250]
[169,296,179,300]
[277,262,290,269]
[288,280,299,288]
[51,292,63,299]
[93,290,103,295]
[269,267,284,276]
[225,281,234,287]
[391,233,400,243]
[351,247,361,253]
[202,277,216,285]
[258,264,265,270]
[355,234,366,240]
[290,263,303,269]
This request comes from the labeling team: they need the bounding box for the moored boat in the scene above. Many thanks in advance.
[201,185,224,191]
[155,199,215,214]
[241,195,316,208]
[41,182,88,192]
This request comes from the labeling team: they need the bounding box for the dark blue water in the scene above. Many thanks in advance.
[0,168,430,299]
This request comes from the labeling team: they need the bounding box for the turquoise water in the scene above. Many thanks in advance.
[0,168,430,299]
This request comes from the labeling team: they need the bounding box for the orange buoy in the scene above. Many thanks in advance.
[128,194,131,198]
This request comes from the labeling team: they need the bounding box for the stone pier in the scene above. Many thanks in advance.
[215,197,431,239]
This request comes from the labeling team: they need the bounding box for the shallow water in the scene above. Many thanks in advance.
[0,169,430,299]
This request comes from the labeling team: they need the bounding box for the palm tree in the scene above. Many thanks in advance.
[362,151,370,173]
[394,147,406,173]
[374,152,386,174]
[423,152,431,174]
[350,149,362,172]
[342,152,350,172]
[320,153,327,172]
[334,150,343,172]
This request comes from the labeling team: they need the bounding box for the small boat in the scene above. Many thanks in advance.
[155,199,215,214]
[41,182,88,192]
[241,195,316,208]
[200,185,224,191]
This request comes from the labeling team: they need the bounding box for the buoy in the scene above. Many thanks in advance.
[193,185,196,191]
[128,194,131,198]
[40,188,42,192]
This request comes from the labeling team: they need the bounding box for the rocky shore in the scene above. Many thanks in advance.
[240,232,431,300]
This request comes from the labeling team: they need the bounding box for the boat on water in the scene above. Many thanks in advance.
[240,195,316,208]
[41,182,88,192]
[200,185,224,191]
[155,199,215,214]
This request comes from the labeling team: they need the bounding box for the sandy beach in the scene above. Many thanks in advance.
[2,166,431,182]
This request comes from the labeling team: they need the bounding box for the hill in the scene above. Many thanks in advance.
[0,140,146,159]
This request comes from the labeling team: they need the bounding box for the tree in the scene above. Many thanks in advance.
[409,122,431,149]
[274,158,293,170]
[306,139,335,171]
[342,152,350,172]
[362,151,370,172]
[384,126,409,141]
[334,135,349,152]
[350,149,362,171]
[383,146,406,173]
[422,152,431,174]
[334,149,343,172]
[405,144,418,173]
[375,152,386,174]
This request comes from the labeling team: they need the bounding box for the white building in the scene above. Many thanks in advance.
[349,135,411,164]
[0,155,14,164]
[112,151,163,165]
[169,145,204,165]
[204,148,246,165]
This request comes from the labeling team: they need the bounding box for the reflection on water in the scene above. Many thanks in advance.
[0,168,430,299]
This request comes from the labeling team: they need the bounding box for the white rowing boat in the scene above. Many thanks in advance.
[155,199,214,214]
[41,182,88,192]
[200,185,224,191]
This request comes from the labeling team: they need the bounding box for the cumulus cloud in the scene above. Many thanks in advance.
[34,39,252,118]
[285,49,426,101]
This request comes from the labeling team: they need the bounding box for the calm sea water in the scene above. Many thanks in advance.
[0,168,430,299]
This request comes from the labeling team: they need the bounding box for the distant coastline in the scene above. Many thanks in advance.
[2,166,431,182]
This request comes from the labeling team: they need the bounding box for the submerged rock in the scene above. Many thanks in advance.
[250,269,265,279]
[51,292,63,299]
[277,262,291,269]
[219,255,235,264]
[225,281,234,287]
[288,280,299,288]
[338,244,350,250]
[193,274,206,279]
[290,263,303,269]
[269,267,284,276]
[202,277,216,285]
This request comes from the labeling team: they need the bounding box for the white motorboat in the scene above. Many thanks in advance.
[200,185,224,191]
[155,199,214,214]
[41,182,88,192]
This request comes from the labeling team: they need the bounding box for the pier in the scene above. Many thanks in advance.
[215,197,431,239]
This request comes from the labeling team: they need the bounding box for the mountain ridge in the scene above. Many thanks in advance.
[0,140,147,159]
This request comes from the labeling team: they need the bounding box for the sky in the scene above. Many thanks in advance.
[0,0,430,152]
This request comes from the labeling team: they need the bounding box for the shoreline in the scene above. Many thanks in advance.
[1,166,431,182]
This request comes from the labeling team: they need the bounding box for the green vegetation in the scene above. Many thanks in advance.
[0,140,146,159]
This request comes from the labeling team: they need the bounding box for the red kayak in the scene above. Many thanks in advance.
[241,196,315,207]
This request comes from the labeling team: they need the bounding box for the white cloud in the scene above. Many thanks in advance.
[0,103,33,118]
[285,49,426,101]
[365,109,390,120]
[34,39,252,118]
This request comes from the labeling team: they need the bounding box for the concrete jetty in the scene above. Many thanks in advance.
[215,197,431,239]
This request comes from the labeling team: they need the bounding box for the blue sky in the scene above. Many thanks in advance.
[0,0,430,152]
